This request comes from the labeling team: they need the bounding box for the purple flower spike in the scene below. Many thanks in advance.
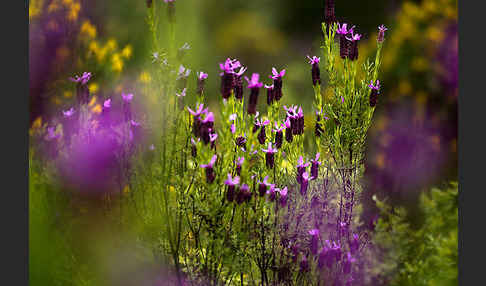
[237,183,251,204]
[299,256,310,273]
[378,24,388,43]
[368,80,381,107]
[264,84,275,105]
[266,184,277,202]
[296,156,310,183]
[270,68,286,101]
[262,142,277,169]
[258,176,271,197]
[197,71,208,96]
[45,126,61,141]
[325,0,336,27]
[300,172,310,196]
[337,23,355,60]
[235,156,244,175]
[69,72,92,85]
[245,74,263,114]
[191,137,199,157]
[346,31,362,61]
[310,153,321,180]
[63,107,75,118]
[224,173,240,202]
[177,65,191,80]
[200,154,217,184]
[219,58,237,99]
[278,187,288,207]
[284,118,293,143]
[309,228,320,255]
[121,92,134,103]
[307,56,321,86]
[343,252,356,274]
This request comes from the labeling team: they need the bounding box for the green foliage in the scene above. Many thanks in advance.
[373,182,458,286]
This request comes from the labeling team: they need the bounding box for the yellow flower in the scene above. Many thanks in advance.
[123,185,130,194]
[32,117,43,130]
[89,41,100,54]
[67,2,81,22]
[111,53,123,72]
[91,104,102,114]
[398,81,412,95]
[411,57,428,72]
[47,2,61,13]
[89,83,99,94]
[139,72,152,84]
[88,95,97,107]
[375,153,386,170]
[29,0,44,20]
[121,45,133,59]
[80,20,97,39]
[63,91,73,98]
[62,0,73,5]
[426,26,444,44]
[96,46,108,62]
[106,38,118,52]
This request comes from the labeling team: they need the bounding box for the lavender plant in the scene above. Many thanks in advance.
[30,1,389,285]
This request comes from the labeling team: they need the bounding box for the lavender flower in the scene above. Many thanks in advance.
[219,58,239,99]
[266,184,277,202]
[45,126,60,141]
[255,118,270,144]
[121,92,134,120]
[262,142,277,169]
[234,67,247,101]
[224,173,240,202]
[258,176,271,197]
[349,233,360,254]
[278,187,288,207]
[271,68,285,101]
[284,118,293,143]
[310,153,321,180]
[296,107,304,135]
[378,24,388,43]
[191,138,199,157]
[300,172,310,196]
[273,122,285,149]
[309,228,320,255]
[196,71,208,96]
[70,72,92,105]
[307,56,321,86]
[368,80,381,107]
[69,72,91,85]
[315,110,324,137]
[346,31,362,61]
[188,103,207,137]
[296,156,310,184]
[165,0,176,23]
[103,99,111,109]
[343,252,356,274]
[200,154,217,184]
[235,156,244,175]
[235,135,247,149]
[325,0,336,27]
[200,112,214,145]
[245,73,263,115]
[63,107,75,118]
[264,84,275,105]
[237,183,251,204]
[176,88,187,110]
[177,65,191,89]
[299,256,310,273]
[337,23,354,59]
[177,42,191,60]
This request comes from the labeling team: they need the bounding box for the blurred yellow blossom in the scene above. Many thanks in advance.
[398,81,412,95]
[63,91,73,98]
[426,26,444,43]
[88,96,97,107]
[111,53,123,72]
[91,104,102,114]
[47,2,61,13]
[106,39,118,52]
[80,20,97,39]
[411,57,428,72]
[121,45,133,59]
[375,153,386,170]
[67,2,81,22]
[89,83,99,94]
[139,71,152,84]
